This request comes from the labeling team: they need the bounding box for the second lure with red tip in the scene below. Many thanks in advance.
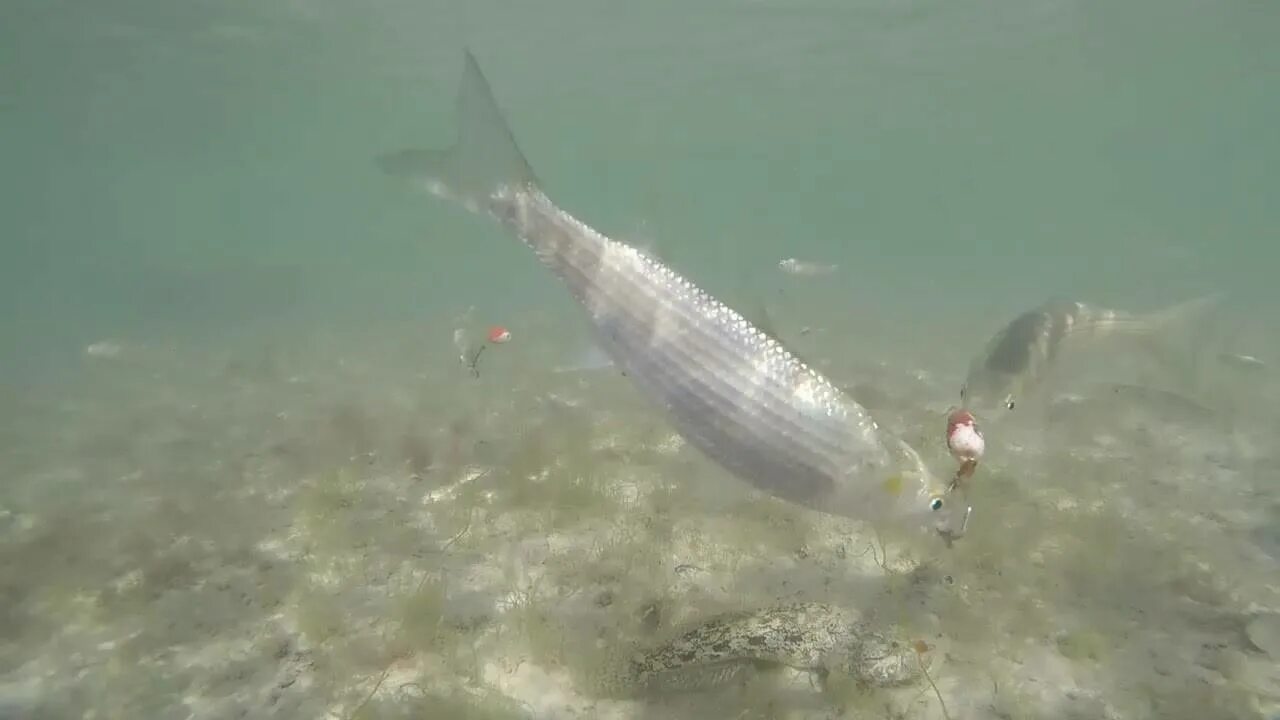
[945,408,984,484]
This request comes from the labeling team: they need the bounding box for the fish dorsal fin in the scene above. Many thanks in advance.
[750,301,784,345]
[750,303,831,378]
[623,220,666,261]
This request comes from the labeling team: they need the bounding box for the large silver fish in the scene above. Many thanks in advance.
[959,295,1218,417]
[378,50,962,538]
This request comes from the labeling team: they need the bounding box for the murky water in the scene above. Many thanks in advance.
[3,0,1279,718]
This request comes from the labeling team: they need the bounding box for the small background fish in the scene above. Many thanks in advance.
[959,295,1221,419]
[778,257,838,276]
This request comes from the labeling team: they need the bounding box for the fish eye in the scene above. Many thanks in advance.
[929,496,944,511]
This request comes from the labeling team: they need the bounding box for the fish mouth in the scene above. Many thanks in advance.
[934,500,973,546]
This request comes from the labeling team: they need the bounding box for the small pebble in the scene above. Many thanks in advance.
[1199,646,1248,680]
[638,601,661,633]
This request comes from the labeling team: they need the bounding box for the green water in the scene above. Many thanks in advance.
[3,0,1279,718]
[6,0,1278,367]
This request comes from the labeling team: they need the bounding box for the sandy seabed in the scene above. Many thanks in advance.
[2,309,1278,720]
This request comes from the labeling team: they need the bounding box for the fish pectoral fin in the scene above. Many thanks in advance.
[750,301,783,343]
[744,300,830,374]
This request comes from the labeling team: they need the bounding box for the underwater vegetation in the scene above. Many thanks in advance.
[1,317,1277,720]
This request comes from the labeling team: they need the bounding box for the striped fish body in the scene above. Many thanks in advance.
[496,185,889,510]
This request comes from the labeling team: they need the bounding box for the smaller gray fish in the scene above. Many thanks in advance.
[628,602,926,694]
[959,295,1219,417]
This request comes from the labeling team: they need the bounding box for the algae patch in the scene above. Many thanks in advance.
[1055,629,1110,663]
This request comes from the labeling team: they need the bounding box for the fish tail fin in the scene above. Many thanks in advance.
[1085,292,1222,337]
[377,49,538,213]
[1133,292,1226,384]
[1141,292,1224,333]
